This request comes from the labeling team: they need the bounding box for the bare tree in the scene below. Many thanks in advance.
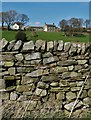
[17,14,29,25]
[0,10,18,30]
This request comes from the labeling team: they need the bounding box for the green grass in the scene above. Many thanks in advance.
[2,30,90,43]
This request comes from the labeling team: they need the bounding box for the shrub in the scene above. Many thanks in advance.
[73,33,85,37]
[15,31,27,42]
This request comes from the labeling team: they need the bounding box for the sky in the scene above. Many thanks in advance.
[1,2,90,27]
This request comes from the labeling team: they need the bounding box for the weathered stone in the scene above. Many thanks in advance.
[78,68,89,73]
[0,79,5,89]
[88,89,91,97]
[77,60,87,65]
[16,84,33,92]
[21,76,37,85]
[10,92,18,100]
[76,81,83,86]
[16,80,21,85]
[4,76,14,80]
[43,56,58,65]
[5,86,16,92]
[7,40,16,51]
[25,52,41,60]
[13,40,22,51]
[60,52,69,58]
[50,82,59,87]
[37,82,46,89]
[57,60,77,66]
[83,97,91,106]
[17,67,33,73]
[1,71,9,76]
[15,61,24,66]
[59,80,69,87]
[0,38,8,51]
[68,65,74,71]
[71,87,81,91]
[15,53,24,61]
[69,82,77,87]
[64,101,83,111]
[56,92,65,100]
[62,72,70,79]
[30,60,41,65]
[77,43,82,54]
[35,88,47,97]
[43,69,49,75]
[70,72,78,78]
[35,40,45,51]
[75,65,82,71]
[2,54,14,61]
[50,66,68,73]
[69,43,77,55]
[23,41,34,51]
[4,61,14,67]
[50,87,62,92]
[26,69,43,77]
[53,40,58,51]
[47,41,53,51]
[0,92,9,100]
[80,90,87,98]
[81,43,86,54]
[43,52,53,58]
[64,42,71,52]
[66,92,76,101]
[57,40,64,51]
[42,75,60,82]
[8,67,16,75]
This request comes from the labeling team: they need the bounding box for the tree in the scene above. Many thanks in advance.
[0,12,7,27]
[59,19,67,31]
[17,14,29,25]
[0,10,18,30]
[85,19,91,28]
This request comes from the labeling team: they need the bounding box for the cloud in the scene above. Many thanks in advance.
[34,22,40,25]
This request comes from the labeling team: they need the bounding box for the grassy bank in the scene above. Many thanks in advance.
[2,30,90,42]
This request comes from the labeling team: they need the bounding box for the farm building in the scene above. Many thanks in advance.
[43,23,60,32]
[12,22,25,30]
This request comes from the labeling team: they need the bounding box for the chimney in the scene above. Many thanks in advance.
[53,23,54,25]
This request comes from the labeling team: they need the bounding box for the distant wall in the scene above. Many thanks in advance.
[0,38,91,118]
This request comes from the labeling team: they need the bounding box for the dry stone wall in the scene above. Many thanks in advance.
[0,38,91,118]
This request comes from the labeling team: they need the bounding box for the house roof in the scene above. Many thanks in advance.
[45,23,56,27]
[26,26,43,29]
[12,22,24,25]
[30,26,43,28]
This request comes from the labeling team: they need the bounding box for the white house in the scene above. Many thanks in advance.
[12,22,24,30]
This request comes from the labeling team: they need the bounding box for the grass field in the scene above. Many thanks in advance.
[1,30,90,43]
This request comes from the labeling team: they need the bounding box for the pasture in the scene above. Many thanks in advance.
[1,30,90,43]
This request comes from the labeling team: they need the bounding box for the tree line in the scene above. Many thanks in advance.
[59,18,91,36]
[0,10,29,30]
[0,10,91,34]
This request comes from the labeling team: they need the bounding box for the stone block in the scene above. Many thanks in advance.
[26,69,43,77]
[15,53,24,61]
[25,52,41,60]
[23,41,34,51]
[43,56,58,65]
[12,40,22,51]
[66,92,76,101]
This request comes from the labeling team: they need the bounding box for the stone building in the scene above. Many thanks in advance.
[43,23,60,32]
